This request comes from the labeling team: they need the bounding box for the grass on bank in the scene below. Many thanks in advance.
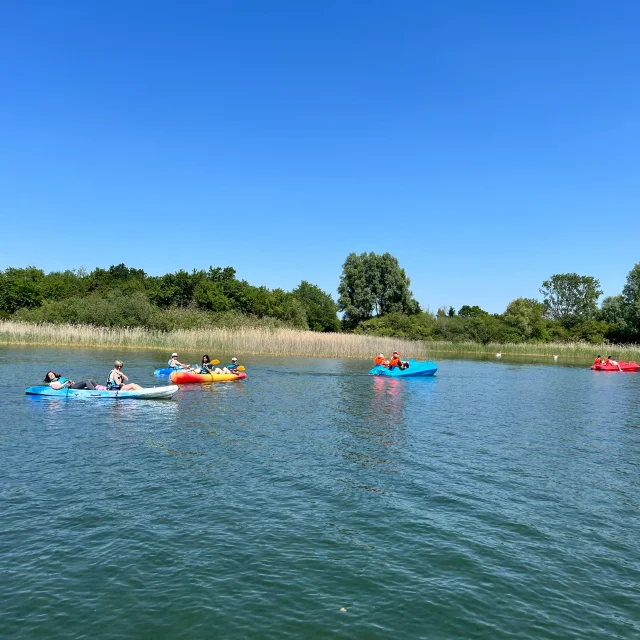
[0,321,430,359]
[1,321,639,361]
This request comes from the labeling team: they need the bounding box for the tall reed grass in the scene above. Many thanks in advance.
[1,321,639,361]
[0,321,429,359]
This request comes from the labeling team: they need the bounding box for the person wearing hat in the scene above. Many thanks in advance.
[374,353,385,366]
[168,352,191,370]
[215,357,241,376]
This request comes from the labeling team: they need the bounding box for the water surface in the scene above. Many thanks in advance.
[1,347,639,639]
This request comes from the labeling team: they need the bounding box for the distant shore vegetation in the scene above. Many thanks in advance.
[1,256,640,354]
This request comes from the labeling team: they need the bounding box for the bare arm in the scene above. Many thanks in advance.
[50,381,66,390]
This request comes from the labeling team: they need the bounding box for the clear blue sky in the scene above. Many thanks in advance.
[1,0,638,313]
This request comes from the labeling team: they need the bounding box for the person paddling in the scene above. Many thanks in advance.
[107,360,143,391]
[594,355,602,365]
[168,353,191,370]
[199,355,215,374]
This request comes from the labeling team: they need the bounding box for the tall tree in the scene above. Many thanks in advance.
[292,281,340,332]
[540,273,602,327]
[622,262,640,337]
[337,252,419,327]
[503,298,548,341]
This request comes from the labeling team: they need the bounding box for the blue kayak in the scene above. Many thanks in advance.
[369,359,438,377]
[25,385,179,399]
[154,367,177,376]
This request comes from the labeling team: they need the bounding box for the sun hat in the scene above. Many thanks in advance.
[171,352,178,357]
[231,357,238,362]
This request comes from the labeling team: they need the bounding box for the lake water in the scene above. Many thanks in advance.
[1,347,639,639]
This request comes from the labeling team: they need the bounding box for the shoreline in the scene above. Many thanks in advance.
[1,321,639,361]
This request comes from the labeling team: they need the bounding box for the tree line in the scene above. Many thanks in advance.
[0,265,340,332]
[2,255,640,344]
[337,253,640,344]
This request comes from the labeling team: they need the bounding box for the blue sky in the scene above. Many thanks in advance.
[1,0,638,313]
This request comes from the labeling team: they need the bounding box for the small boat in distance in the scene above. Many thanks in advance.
[590,361,639,372]
[369,359,438,377]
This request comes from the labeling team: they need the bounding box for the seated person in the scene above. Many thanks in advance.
[594,355,602,365]
[107,361,143,391]
[389,352,401,369]
[215,357,241,375]
[168,353,191,370]
[43,371,98,390]
[199,355,214,373]
[374,353,385,366]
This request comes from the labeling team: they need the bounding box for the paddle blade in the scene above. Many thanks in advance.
[210,360,220,365]
[237,366,245,371]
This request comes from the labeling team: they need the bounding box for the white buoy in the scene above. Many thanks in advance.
[496,353,502,358]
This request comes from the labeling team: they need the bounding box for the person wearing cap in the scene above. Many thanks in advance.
[214,357,241,375]
[168,353,191,370]
[374,353,385,366]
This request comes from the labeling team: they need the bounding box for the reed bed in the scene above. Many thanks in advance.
[1,321,639,361]
[423,340,640,360]
[0,321,429,359]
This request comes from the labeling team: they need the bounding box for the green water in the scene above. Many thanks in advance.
[1,347,639,639]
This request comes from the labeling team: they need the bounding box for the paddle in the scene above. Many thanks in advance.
[237,366,245,371]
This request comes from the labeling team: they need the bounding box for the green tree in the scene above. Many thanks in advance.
[599,295,631,341]
[337,252,419,327]
[458,305,488,318]
[503,298,549,341]
[622,262,640,338]
[193,280,231,312]
[0,267,45,314]
[540,273,602,327]
[292,281,340,332]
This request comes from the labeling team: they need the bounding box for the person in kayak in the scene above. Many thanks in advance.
[199,355,215,374]
[594,355,602,365]
[107,361,143,391]
[374,353,385,366]
[43,371,98,390]
[215,357,241,375]
[168,353,191,370]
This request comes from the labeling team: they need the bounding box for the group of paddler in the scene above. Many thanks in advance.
[168,352,243,376]
[373,351,410,370]
[41,352,244,392]
[43,360,143,391]
[593,354,621,370]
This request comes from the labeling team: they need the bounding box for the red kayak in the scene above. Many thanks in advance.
[590,361,639,372]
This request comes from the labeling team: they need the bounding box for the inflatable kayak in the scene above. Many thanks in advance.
[170,370,246,384]
[590,361,639,372]
[25,385,179,399]
[369,359,438,377]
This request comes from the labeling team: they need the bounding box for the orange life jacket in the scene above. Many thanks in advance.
[605,358,611,365]
[594,357,601,365]
[389,357,401,368]
[374,356,385,365]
